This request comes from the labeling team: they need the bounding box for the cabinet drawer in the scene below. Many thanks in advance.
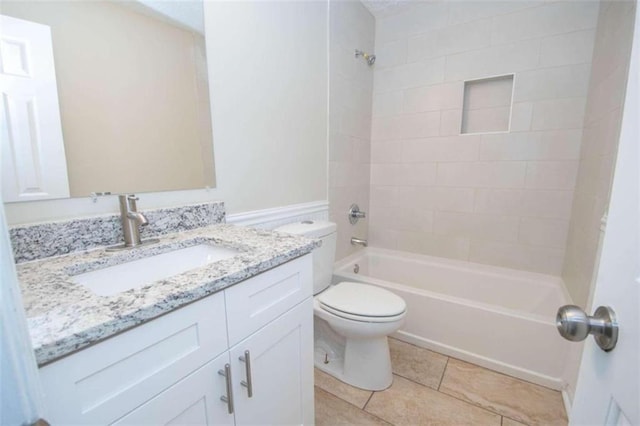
[40,291,228,425]
[225,254,312,346]
[112,353,234,426]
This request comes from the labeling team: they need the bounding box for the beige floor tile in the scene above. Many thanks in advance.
[439,358,567,426]
[314,368,373,409]
[315,387,390,426]
[365,375,501,426]
[389,338,449,389]
[503,417,528,426]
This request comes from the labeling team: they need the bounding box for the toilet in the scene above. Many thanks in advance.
[276,220,406,391]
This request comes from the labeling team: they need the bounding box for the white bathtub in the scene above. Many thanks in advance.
[333,247,572,390]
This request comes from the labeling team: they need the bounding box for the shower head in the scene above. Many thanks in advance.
[355,49,376,67]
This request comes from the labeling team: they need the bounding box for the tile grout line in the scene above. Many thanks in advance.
[392,371,442,392]
[361,391,396,426]
[436,386,528,424]
[437,356,450,391]
[362,390,376,411]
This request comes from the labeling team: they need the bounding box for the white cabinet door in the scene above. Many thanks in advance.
[230,298,314,426]
[112,352,234,426]
[0,14,69,202]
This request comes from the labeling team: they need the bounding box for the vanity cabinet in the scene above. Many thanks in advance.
[39,254,313,425]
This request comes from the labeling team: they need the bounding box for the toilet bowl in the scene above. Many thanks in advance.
[275,221,407,391]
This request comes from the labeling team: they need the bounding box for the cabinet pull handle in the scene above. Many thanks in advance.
[239,350,254,398]
[218,363,234,414]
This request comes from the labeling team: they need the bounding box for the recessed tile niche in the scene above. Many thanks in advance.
[461,74,514,134]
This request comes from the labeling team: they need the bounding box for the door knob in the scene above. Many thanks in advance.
[556,305,618,352]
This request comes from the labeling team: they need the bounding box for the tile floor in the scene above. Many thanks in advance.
[315,338,567,426]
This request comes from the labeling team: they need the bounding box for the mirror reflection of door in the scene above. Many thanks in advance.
[0,14,70,202]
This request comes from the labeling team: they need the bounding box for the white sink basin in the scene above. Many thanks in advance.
[72,244,240,296]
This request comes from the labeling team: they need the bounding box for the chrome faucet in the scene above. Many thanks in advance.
[108,194,158,250]
[351,237,368,247]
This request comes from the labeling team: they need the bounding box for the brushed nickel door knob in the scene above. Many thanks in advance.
[556,305,618,352]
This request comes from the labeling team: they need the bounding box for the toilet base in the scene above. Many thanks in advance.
[314,335,393,391]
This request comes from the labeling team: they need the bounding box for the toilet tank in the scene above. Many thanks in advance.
[275,220,337,295]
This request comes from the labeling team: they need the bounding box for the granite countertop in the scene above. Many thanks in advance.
[17,224,320,366]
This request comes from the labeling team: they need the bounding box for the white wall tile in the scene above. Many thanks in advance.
[474,188,524,216]
[531,97,587,130]
[400,112,442,138]
[398,163,438,186]
[539,29,597,68]
[407,31,439,63]
[444,39,540,81]
[375,40,408,70]
[462,106,511,134]
[436,18,493,57]
[395,231,471,260]
[374,57,445,92]
[434,211,520,243]
[366,0,600,275]
[469,240,564,274]
[434,187,475,212]
[371,115,402,141]
[402,136,480,163]
[510,102,533,132]
[437,162,527,188]
[521,190,574,220]
[514,64,591,102]
[440,109,463,136]
[375,2,449,44]
[448,1,543,26]
[525,161,579,189]
[518,217,570,248]
[371,140,402,163]
[479,129,582,161]
[403,82,463,113]
[370,164,403,186]
[490,2,599,45]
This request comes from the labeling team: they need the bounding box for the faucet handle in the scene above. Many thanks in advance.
[127,194,139,201]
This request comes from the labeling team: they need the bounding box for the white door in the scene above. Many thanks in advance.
[0,14,69,202]
[230,299,314,426]
[569,5,640,425]
[0,203,45,424]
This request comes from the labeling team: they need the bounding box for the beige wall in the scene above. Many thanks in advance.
[2,1,215,197]
[369,1,599,275]
[329,1,375,260]
[205,0,328,215]
[562,0,637,307]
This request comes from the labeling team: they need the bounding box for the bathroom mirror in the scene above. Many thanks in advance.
[1,0,215,199]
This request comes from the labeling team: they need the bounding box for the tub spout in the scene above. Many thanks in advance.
[351,237,368,247]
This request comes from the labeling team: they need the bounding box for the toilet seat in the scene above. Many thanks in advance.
[318,282,406,323]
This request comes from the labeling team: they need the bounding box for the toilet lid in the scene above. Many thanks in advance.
[318,282,406,318]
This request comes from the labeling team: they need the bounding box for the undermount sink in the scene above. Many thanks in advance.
[71,244,240,296]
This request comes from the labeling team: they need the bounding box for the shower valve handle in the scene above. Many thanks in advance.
[556,305,618,352]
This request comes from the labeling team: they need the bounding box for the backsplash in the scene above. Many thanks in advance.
[10,201,225,263]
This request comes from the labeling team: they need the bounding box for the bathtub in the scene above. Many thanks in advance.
[333,247,572,390]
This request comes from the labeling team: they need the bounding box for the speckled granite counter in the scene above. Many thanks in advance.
[17,224,319,366]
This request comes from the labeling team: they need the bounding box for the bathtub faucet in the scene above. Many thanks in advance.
[351,237,368,247]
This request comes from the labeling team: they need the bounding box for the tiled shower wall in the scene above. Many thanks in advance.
[328,1,375,260]
[369,1,600,274]
[562,0,637,307]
